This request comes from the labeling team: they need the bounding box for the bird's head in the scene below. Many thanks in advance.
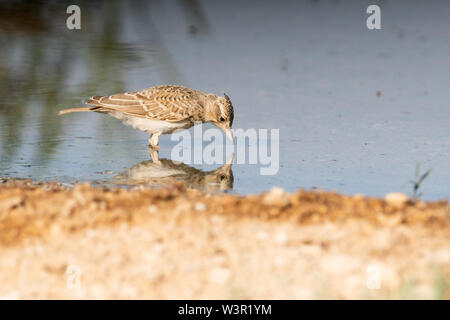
[203,153,234,191]
[204,93,234,142]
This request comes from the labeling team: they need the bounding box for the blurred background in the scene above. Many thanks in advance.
[0,0,449,199]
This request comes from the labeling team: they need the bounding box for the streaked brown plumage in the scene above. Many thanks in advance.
[59,85,234,149]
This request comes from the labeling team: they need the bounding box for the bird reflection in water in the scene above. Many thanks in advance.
[111,149,234,192]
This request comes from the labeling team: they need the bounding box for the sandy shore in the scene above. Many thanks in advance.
[0,178,449,299]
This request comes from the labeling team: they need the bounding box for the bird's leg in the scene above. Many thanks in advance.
[148,147,161,164]
[149,133,161,150]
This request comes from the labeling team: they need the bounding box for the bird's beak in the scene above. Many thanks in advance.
[224,128,234,143]
[215,122,234,143]
[216,152,234,173]
[225,152,234,165]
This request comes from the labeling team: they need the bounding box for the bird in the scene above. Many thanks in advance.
[111,151,234,192]
[58,85,234,149]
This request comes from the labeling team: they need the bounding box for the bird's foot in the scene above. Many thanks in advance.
[148,147,161,164]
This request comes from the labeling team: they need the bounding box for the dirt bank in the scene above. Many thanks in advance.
[0,178,449,299]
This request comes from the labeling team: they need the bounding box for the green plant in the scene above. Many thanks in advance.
[409,164,431,200]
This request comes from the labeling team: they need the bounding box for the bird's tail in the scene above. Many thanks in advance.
[58,107,98,115]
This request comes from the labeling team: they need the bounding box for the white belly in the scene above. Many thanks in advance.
[109,111,192,134]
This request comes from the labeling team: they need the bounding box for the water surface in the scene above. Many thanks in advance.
[1,0,449,199]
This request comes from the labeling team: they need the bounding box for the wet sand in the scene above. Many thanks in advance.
[0,178,449,299]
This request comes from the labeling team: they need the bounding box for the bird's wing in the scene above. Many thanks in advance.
[86,85,202,122]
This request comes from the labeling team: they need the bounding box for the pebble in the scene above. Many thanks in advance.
[194,202,207,211]
[263,187,289,207]
[384,192,409,207]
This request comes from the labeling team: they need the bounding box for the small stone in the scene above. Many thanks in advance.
[384,192,409,207]
[194,202,207,211]
[263,187,289,207]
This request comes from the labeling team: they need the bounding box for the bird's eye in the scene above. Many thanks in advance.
[220,117,225,122]
[219,175,226,181]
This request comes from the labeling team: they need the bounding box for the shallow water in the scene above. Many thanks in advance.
[1,0,449,199]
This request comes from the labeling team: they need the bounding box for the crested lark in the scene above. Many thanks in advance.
[59,85,234,149]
